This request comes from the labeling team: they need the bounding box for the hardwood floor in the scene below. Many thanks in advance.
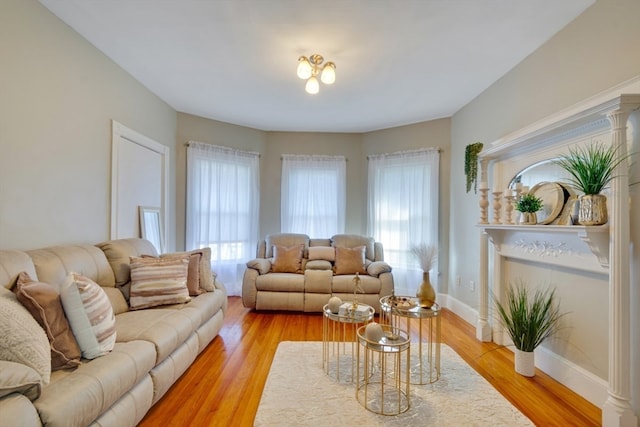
[138,297,601,426]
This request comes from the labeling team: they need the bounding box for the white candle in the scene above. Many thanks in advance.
[515,182,523,190]
[479,181,488,189]
[504,189,512,196]
[521,186,529,194]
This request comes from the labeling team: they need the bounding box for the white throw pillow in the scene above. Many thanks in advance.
[59,273,117,359]
[0,288,51,384]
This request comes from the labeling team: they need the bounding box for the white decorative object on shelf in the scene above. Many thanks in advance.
[514,239,570,257]
[478,187,489,224]
[491,191,502,224]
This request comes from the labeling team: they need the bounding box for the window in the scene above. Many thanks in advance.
[281,155,346,236]
[367,149,439,292]
[186,142,260,296]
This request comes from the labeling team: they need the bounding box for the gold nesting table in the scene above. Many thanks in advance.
[322,302,375,383]
[380,295,441,385]
[356,324,411,415]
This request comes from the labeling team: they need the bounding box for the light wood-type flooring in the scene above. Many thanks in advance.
[138,296,601,426]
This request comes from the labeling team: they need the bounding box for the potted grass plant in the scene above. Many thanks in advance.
[493,281,565,377]
[410,243,438,308]
[553,142,628,225]
[514,193,544,225]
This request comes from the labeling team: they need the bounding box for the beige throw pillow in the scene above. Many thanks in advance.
[270,244,304,273]
[15,272,81,370]
[308,246,335,262]
[129,257,191,309]
[141,253,204,296]
[333,246,368,275]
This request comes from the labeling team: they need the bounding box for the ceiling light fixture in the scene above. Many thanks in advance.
[296,54,336,95]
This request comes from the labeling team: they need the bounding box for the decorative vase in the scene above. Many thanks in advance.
[514,349,535,377]
[519,212,537,225]
[416,272,436,308]
[578,194,608,226]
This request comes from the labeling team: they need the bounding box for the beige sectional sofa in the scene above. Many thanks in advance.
[242,233,393,312]
[0,238,227,427]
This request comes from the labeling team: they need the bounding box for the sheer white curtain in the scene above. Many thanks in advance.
[186,142,260,296]
[367,148,440,295]
[281,154,346,236]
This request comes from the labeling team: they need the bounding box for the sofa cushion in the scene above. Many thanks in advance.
[0,250,38,290]
[15,272,81,370]
[36,340,156,427]
[331,234,375,261]
[0,360,42,401]
[129,257,191,310]
[27,245,116,288]
[256,273,305,293]
[265,233,309,258]
[331,274,382,294]
[308,246,335,261]
[96,238,159,287]
[305,260,332,270]
[333,246,367,275]
[366,261,392,277]
[271,244,304,273]
[0,287,51,384]
[115,309,195,363]
[60,273,117,360]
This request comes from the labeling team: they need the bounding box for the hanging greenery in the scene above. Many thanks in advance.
[465,142,484,193]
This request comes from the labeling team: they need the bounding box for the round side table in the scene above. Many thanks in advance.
[322,302,374,383]
[356,324,411,415]
[380,295,441,385]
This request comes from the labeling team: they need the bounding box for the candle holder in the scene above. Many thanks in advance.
[504,192,515,224]
[478,187,489,224]
[492,191,502,224]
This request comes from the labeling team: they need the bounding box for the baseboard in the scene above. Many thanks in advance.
[441,293,607,409]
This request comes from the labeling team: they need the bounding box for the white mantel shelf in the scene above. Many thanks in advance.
[477,224,609,272]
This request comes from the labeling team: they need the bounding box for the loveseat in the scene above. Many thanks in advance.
[0,238,227,427]
[242,234,393,312]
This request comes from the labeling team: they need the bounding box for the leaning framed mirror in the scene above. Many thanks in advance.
[139,206,164,253]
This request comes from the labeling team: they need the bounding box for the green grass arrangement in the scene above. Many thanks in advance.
[494,282,565,352]
[465,142,483,194]
[554,142,627,195]
[515,193,543,213]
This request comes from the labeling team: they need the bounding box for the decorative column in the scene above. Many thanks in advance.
[476,158,491,341]
[504,191,515,224]
[602,107,637,427]
[491,191,502,224]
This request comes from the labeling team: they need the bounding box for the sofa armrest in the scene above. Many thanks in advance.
[0,361,42,401]
[246,258,271,275]
[367,261,392,278]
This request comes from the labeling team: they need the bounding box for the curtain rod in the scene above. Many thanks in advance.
[185,141,261,157]
[366,147,441,160]
[280,154,348,161]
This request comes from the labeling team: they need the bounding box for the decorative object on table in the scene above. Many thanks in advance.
[351,272,363,309]
[503,190,515,224]
[514,193,544,225]
[411,243,437,308]
[364,322,385,342]
[493,281,565,377]
[554,141,629,225]
[465,142,484,194]
[528,182,565,224]
[327,296,342,314]
[478,185,489,224]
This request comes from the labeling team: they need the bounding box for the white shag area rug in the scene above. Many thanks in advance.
[254,341,533,427]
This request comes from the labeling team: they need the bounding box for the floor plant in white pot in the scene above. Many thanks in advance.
[493,281,566,377]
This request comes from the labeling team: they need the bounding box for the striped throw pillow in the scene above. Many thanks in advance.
[129,257,191,310]
[59,273,116,360]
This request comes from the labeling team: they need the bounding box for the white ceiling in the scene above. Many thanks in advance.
[39,0,594,133]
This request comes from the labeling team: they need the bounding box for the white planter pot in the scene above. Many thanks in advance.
[514,349,535,377]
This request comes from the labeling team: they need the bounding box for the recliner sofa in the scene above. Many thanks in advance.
[242,233,394,312]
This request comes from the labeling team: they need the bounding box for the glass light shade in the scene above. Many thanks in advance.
[296,57,312,80]
[305,76,319,94]
[321,62,336,84]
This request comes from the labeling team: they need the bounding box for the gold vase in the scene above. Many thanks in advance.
[519,211,537,225]
[578,194,608,226]
[416,272,436,308]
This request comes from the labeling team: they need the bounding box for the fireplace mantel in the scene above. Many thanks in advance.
[475,93,640,427]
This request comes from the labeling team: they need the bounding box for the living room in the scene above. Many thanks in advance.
[2,0,640,426]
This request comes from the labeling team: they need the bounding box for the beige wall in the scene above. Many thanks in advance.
[449,0,640,412]
[0,0,177,250]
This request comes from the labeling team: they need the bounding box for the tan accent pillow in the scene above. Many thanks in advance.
[308,246,335,262]
[270,244,304,273]
[59,273,117,360]
[161,248,215,292]
[15,272,81,370]
[129,257,191,310]
[333,246,367,275]
[140,252,204,296]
